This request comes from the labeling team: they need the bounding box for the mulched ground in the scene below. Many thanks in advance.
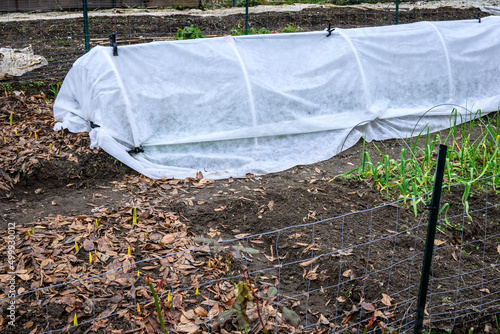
[0,86,499,334]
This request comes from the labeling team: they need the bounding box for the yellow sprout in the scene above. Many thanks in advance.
[132,207,137,225]
[137,304,141,312]
[128,246,131,255]
[167,290,172,301]
[137,271,140,277]
[89,252,93,263]
[74,241,79,252]
[195,287,199,295]
[73,313,78,326]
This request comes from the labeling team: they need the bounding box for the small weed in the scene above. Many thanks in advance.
[282,23,300,33]
[49,82,61,99]
[2,84,14,92]
[174,25,205,40]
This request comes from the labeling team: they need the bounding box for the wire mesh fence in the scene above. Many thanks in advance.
[0,0,487,84]
[1,171,499,333]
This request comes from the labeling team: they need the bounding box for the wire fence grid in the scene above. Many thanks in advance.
[1,173,499,333]
[0,0,486,84]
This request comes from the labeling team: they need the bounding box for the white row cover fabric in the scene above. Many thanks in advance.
[54,17,500,179]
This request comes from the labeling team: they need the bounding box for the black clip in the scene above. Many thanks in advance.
[326,23,335,37]
[89,121,100,129]
[109,32,118,56]
[128,146,144,155]
[474,13,481,23]
[424,204,436,211]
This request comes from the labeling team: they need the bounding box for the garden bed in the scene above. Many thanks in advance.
[0,90,499,333]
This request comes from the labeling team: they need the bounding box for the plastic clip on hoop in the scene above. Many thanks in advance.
[89,121,100,129]
[109,32,118,56]
[128,146,144,155]
[326,23,335,37]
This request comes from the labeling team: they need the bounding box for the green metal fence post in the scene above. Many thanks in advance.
[83,0,90,53]
[413,144,448,334]
[245,0,249,35]
[395,0,400,25]
[113,0,116,9]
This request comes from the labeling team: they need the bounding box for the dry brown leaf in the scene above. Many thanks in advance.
[267,200,274,211]
[318,314,329,325]
[480,288,490,294]
[207,302,219,319]
[177,324,200,334]
[299,257,318,267]
[342,313,353,324]
[337,296,346,303]
[83,239,94,251]
[194,306,208,317]
[361,302,375,312]
[160,234,176,244]
[98,304,118,318]
[381,293,392,306]
[342,269,354,279]
[434,239,446,246]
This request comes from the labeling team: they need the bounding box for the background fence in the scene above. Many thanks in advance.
[0,0,487,85]
[1,170,499,333]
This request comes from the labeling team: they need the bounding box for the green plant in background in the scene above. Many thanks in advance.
[282,23,300,33]
[335,109,500,222]
[1,84,13,93]
[230,26,271,36]
[174,25,206,40]
[49,82,61,99]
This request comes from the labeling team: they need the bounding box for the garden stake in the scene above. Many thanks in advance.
[82,0,90,53]
[413,144,447,334]
[245,0,249,35]
[395,0,400,25]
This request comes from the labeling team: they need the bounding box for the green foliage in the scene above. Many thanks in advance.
[174,25,206,40]
[230,26,271,36]
[49,82,61,99]
[1,84,14,92]
[335,109,500,224]
[282,23,300,33]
